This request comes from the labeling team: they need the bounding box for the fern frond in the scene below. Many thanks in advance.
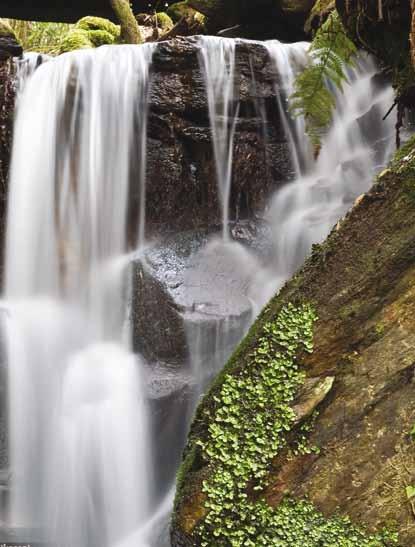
[290,11,357,146]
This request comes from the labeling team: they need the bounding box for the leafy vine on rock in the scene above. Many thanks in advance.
[192,302,397,546]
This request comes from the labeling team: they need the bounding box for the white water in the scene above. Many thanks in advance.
[266,41,313,175]
[5,44,154,547]
[0,37,398,547]
[198,36,238,241]
[267,50,395,283]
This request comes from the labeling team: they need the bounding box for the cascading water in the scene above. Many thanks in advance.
[0,35,399,547]
[183,42,396,527]
[266,41,313,175]
[198,36,238,241]
[267,48,395,284]
[4,44,154,547]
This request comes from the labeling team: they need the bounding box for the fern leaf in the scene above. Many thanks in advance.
[290,11,357,147]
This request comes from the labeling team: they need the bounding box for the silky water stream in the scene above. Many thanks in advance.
[0,37,397,547]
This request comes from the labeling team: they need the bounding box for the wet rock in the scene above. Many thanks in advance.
[145,361,195,500]
[141,38,294,236]
[0,58,15,282]
[131,228,269,365]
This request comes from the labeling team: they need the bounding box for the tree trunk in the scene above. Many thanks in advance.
[110,0,143,44]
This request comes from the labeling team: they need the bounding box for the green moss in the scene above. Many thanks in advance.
[59,17,120,53]
[59,29,93,53]
[155,12,174,31]
[167,0,206,24]
[75,16,120,39]
[87,29,116,47]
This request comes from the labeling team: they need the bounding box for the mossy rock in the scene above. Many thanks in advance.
[59,16,120,54]
[75,16,120,39]
[167,1,203,23]
[59,28,93,53]
[87,29,116,47]
[155,12,174,31]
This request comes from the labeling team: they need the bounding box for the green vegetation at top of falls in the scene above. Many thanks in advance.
[175,303,398,546]
[75,16,120,37]
[59,16,120,53]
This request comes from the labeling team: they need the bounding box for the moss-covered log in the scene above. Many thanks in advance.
[110,0,143,43]
[172,140,415,545]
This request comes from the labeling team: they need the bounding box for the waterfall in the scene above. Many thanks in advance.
[198,36,238,241]
[0,36,398,547]
[267,51,395,282]
[266,41,314,175]
[4,44,154,547]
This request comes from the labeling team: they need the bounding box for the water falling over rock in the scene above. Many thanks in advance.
[198,36,238,241]
[4,44,155,547]
[0,35,400,547]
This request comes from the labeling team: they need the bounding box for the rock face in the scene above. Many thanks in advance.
[131,226,270,364]
[145,38,293,236]
[336,0,413,97]
[0,57,16,282]
[171,142,415,545]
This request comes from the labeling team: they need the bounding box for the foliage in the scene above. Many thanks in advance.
[0,19,14,38]
[290,11,357,146]
[7,20,72,55]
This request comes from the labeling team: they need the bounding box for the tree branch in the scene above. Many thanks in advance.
[110,0,143,44]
